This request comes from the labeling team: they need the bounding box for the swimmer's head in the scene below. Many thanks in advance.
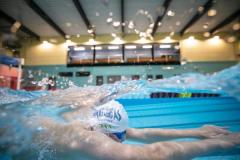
[90,100,128,142]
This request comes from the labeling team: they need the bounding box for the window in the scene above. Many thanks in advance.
[156,75,163,79]
[96,76,104,86]
[154,43,180,63]
[59,72,73,77]
[68,45,94,65]
[147,75,153,80]
[76,71,90,77]
[125,44,152,63]
[132,75,140,80]
[107,75,121,84]
[95,45,122,64]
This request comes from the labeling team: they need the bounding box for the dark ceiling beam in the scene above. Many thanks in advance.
[209,9,240,34]
[0,9,40,40]
[121,0,125,35]
[151,0,172,36]
[179,0,214,36]
[25,0,66,38]
[72,0,95,36]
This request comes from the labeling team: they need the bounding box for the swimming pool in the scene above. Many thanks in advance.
[118,97,240,159]
[0,64,239,159]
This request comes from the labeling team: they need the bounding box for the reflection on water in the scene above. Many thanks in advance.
[0,64,239,159]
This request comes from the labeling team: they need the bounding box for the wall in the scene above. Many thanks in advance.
[21,33,239,66]
[19,33,239,87]
[23,61,237,88]
[180,37,236,61]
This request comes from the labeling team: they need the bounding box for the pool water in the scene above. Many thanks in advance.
[0,64,239,159]
[119,97,240,159]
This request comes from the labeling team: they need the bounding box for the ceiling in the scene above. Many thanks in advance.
[0,0,239,39]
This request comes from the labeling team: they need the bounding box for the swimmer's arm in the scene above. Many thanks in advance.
[126,125,230,143]
[37,120,239,160]
[76,131,239,160]
[143,135,239,160]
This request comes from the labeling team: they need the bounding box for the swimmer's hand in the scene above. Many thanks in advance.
[197,125,231,139]
[213,133,240,147]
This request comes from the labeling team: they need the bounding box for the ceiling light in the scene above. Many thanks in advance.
[42,40,48,44]
[74,47,85,51]
[188,36,195,40]
[174,45,180,50]
[232,23,240,31]
[198,6,204,13]
[65,35,71,39]
[111,37,124,44]
[125,45,136,49]
[142,45,152,49]
[207,9,217,17]
[209,36,221,45]
[203,23,209,29]
[159,44,171,49]
[49,38,57,43]
[213,35,220,40]
[41,40,52,49]
[184,36,197,45]
[167,10,175,16]
[108,46,119,50]
[203,32,211,37]
[65,39,72,43]
[88,38,95,44]
[227,36,236,43]
[95,46,102,50]
[162,36,172,42]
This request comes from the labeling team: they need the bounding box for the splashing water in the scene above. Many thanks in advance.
[0,64,239,159]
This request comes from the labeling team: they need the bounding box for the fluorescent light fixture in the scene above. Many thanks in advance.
[174,45,180,50]
[74,47,85,51]
[42,40,48,44]
[125,45,136,49]
[108,46,119,50]
[159,44,171,49]
[95,46,102,50]
[41,40,52,49]
[142,45,152,49]
[65,39,72,43]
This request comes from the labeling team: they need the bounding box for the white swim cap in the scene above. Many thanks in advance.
[91,100,128,133]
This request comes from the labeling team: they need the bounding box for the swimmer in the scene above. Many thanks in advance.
[9,100,239,160]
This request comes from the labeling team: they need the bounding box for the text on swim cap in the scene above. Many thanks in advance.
[93,108,122,122]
